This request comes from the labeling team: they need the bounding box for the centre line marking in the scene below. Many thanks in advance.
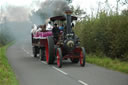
[22,45,88,85]
[22,47,32,56]
[41,61,47,64]
[52,66,68,75]
[22,47,25,51]
[26,52,30,54]
[78,80,88,85]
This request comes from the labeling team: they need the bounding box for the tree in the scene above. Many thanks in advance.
[122,9,128,16]
[122,0,128,5]
[71,6,86,16]
[66,0,73,4]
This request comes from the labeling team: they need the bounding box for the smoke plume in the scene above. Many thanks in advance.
[31,0,70,24]
[0,0,70,41]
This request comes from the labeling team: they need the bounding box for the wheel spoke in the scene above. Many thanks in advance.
[80,47,86,67]
[56,48,62,68]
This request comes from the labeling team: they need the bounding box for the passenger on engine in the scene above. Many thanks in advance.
[46,22,53,31]
[31,24,37,34]
[59,24,64,31]
[36,24,46,32]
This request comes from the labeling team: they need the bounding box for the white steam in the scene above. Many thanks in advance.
[5,6,30,22]
[0,0,70,40]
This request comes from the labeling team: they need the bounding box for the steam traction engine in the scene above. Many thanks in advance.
[32,10,86,68]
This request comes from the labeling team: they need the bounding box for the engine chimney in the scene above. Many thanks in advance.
[65,10,72,34]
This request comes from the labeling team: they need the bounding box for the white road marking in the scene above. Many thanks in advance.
[52,66,68,75]
[26,52,30,55]
[22,48,26,52]
[22,45,88,85]
[22,47,32,56]
[41,61,47,64]
[78,80,88,85]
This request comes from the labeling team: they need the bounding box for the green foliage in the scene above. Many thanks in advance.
[86,54,128,74]
[74,10,128,61]
[122,9,128,16]
[71,6,86,16]
[0,43,18,85]
[0,26,14,46]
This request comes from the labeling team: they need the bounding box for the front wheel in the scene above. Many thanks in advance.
[56,48,62,68]
[80,47,86,67]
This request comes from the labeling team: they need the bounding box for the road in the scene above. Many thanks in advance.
[7,37,128,85]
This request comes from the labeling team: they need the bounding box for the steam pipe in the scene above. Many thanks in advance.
[66,14,71,34]
[65,10,72,34]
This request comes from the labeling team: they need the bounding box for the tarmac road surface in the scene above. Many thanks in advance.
[7,37,128,85]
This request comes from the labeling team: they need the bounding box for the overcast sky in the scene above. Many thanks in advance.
[0,0,127,13]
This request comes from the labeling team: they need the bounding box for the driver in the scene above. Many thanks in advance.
[52,23,60,41]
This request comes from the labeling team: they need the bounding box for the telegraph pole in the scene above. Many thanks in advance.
[0,6,3,44]
[0,6,3,34]
[0,6,2,31]
[116,0,120,15]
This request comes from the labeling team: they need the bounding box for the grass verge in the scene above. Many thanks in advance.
[86,54,128,74]
[0,42,18,85]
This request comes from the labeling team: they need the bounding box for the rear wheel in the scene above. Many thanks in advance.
[33,46,38,58]
[57,48,62,68]
[39,47,45,61]
[45,36,55,64]
[80,47,86,67]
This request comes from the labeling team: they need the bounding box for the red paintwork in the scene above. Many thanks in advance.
[62,47,82,59]
[80,50,83,65]
[32,30,85,67]
[40,39,47,46]
[57,49,60,67]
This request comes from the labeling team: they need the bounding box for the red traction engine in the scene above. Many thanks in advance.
[32,10,86,68]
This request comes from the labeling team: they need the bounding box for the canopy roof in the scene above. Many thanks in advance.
[50,16,77,22]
